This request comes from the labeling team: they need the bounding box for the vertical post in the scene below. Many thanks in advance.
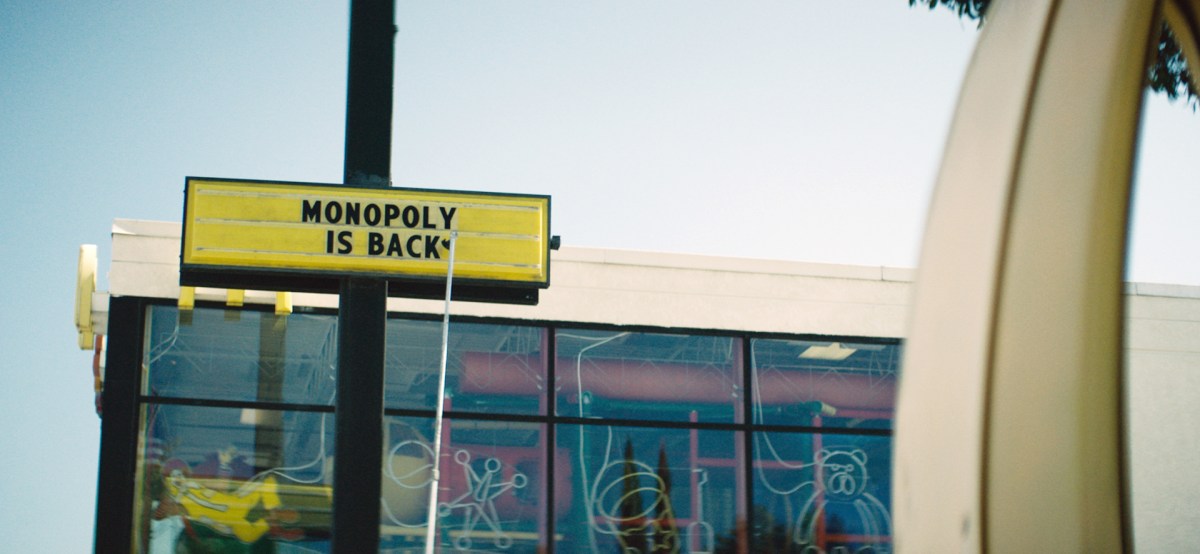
[333,1,394,552]
[93,297,144,553]
[344,0,395,187]
[333,279,387,553]
[255,314,285,469]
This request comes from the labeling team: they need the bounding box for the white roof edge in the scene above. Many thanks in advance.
[1125,281,1200,299]
[555,245,915,282]
[104,219,1200,296]
[112,218,182,237]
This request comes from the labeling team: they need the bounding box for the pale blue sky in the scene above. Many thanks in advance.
[2,2,1196,551]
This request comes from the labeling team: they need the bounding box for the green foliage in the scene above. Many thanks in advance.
[909,0,988,21]
[1152,24,1199,107]
[620,438,648,553]
[908,0,1199,109]
[652,444,679,553]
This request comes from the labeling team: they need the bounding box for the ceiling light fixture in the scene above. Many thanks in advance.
[799,342,857,361]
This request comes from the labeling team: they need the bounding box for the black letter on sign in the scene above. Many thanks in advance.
[364,204,381,226]
[424,235,441,259]
[325,201,343,224]
[336,231,353,254]
[368,232,383,255]
[406,235,421,258]
[345,203,361,226]
[384,204,400,227]
[388,234,403,256]
[402,206,419,228]
[439,206,457,229]
[302,200,322,223]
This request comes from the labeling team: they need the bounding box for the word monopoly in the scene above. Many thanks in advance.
[182,177,550,286]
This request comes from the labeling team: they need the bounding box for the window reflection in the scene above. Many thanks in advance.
[752,339,900,429]
[555,330,743,423]
[556,424,745,553]
[135,306,898,552]
[751,433,892,553]
[381,417,548,552]
[142,305,338,405]
[386,320,548,415]
[134,404,334,553]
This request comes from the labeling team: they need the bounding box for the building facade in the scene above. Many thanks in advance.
[81,218,1200,552]
[84,219,910,553]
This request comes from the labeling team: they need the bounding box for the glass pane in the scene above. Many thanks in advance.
[143,305,338,405]
[134,404,334,553]
[556,329,742,423]
[751,431,891,552]
[1125,21,1200,551]
[381,416,548,552]
[386,319,548,415]
[555,423,745,553]
[751,339,899,429]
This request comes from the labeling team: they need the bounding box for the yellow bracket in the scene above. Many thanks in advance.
[75,245,97,350]
[275,292,293,315]
[178,286,196,310]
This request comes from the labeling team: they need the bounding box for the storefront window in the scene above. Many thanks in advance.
[142,305,338,406]
[555,424,745,553]
[751,432,892,553]
[128,306,895,552]
[386,319,548,415]
[379,416,548,552]
[133,404,334,553]
[555,329,743,423]
[751,339,899,429]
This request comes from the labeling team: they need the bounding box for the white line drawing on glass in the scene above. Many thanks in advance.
[792,448,892,554]
[381,435,434,526]
[439,449,529,550]
[562,332,631,553]
[685,469,714,554]
[564,331,737,554]
[751,345,893,553]
[583,438,680,553]
[380,438,529,550]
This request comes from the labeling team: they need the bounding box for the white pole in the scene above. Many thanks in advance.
[423,231,457,554]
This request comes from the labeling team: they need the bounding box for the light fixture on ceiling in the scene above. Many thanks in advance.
[240,408,261,425]
[799,342,857,361]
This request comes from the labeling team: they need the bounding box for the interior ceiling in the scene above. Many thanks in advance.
[157,309,900,381]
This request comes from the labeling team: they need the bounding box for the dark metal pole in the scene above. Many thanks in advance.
[333,1,394,552]
[344,0,396,188]
[333,279,387,552]
[93,297,143,553]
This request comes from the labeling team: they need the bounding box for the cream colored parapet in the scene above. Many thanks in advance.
[109,219,184,301]
[108,219,334,311]
[103,218,914,338]
[88,218,1200,346]
[419,246,913,337]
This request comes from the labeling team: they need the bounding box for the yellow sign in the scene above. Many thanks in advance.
[182,177,550,287]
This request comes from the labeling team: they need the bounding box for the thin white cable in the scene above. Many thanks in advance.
[424,231,457,554]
